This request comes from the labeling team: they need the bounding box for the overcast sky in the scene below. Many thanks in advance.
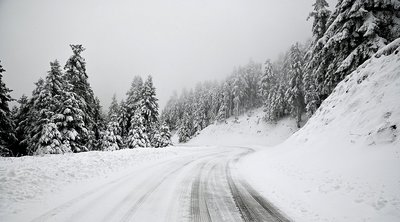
[0,0,337,111]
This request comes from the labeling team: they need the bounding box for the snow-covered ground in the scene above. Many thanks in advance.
[239,46,400,221]
[0,147,207,220]
[186,108,302,147]
[185,43,400,222]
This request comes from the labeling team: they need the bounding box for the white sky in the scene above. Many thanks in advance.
[0,0,337,111]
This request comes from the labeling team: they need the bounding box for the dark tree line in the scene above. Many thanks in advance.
[162,0,400,142]
[0,45,171,156]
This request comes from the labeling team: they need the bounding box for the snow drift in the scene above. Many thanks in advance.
[186,108,301,147]
[240,41,400,221]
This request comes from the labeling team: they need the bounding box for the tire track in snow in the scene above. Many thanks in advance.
[119,151,231,222]
[30,150,220,222]
[226,147,291,222]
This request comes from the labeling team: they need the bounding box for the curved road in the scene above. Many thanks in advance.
[30,146,290,222]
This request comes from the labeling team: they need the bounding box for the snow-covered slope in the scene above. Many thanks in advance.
[240,43,400,221]
[186,108,301,147]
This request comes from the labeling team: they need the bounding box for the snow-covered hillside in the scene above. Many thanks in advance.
[240,43,400,221]
[185,108,302,147]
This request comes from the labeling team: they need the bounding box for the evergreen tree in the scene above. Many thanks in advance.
[308,0,400,100]
[152,122,172,148]
[33,61,66,154]
[232,72,244,120]
[217,84,229,123]
[303,72,319,116]
[260,60,275,119]
[178,112,192,143]
[126,111,149,148]
[285,43,306,128]
[13,95,30,156]
[118,99,129,138]
[101,94,122,151]
[307,0,331,42]
[141,75,159,136]
[0,61,16,156]
[55,85,88,153]
[124,76,144,134]
[64,44,97,149]
[89,97,105,150]
[161,91,179,131]
[20,78,45,154]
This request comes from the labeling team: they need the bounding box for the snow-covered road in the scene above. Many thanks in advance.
[2,146,289,222]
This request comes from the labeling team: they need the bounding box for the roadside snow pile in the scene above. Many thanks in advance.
[240,43,400,221]
[0,147,194,217]
[187,108,301,146]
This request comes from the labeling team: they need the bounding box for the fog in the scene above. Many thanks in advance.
[0,0,337,110]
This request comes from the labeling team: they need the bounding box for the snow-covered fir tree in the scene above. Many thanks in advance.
[117,99,129,138]
[0,61,16,156]
[28,61,66,154]
[232,71,244,120]
[64,44,98,149]
[178,112,192,143]
[307,0,331,42]
[217,84,229,123]
[13,95,32,156]
[124,76,144,136]
[259,59,276,120]
[152,122,172,148]
[308,0,400,100]
[285,43,306,128]
[160,91,179,131]
[140,75,159,138]
[86,97,105,151]
[55,83,88,153]
[100,94,122,151]
[126,111,150,148]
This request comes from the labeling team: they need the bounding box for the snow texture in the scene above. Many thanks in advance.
[240,43,400,222]
[0,147,195,220]
[186,108,301,147]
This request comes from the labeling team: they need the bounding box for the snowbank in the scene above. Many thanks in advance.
[240,44,400,221]
[0,147,199,218]
[186,108,301,147]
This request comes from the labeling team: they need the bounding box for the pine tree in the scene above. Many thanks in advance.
[20,78,45,154]
[178,112,192,143]
[0,61,16,156]
[34,123,66,155]
[307,0,331,42]
[64,44,97,149]
[260,59,278,120]
[13,95,30,156]
[124,76,144,134]
[217,84,229,123]
[118,99,129,138]
[141,75,159,137]
[126,111,149,148]
[303,72,319,116]
[89,97,104,150]
[232,72,244,120]
[285,43,306,128]
[101,94,122,151]
[308,0,400,100]
[161,91,179,131]
[152,122,172,148]
[34,61,66,154]
[55,85,88,153]
[28,83,58,154]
